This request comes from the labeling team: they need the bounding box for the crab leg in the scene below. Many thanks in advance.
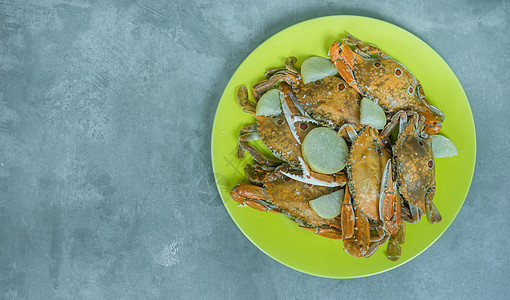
[239,131,260,141]
[283,56,300,75]
[343,239,363,257]
[236,123,282,167]
[364,234,390,258]
[280,157,345,187]
[355,209,371,253]
[252,70,300,101]
[279,84,318,144]
[299,225,343,240]
[406,202,423,223]
[244,164,272,185]
[237,86,257,113]
[329,42,363,94]
[342,208,371,257]
[387,221,406,261]
[338,123,359,143]
[264,56,300,78]
[341,184,355,239]
[279,82,307,117]
[379,159,401,235]
[343,33,387,58]
[237,125,260,158]
[342,186,388,257]
[230,184,280,213]
[252,76,283,101]
[425,181,442,224]
[237,141,281,167]
[240,124,258,134]
[380,110,407,141]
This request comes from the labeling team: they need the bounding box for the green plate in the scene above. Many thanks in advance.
[211,16,476,278]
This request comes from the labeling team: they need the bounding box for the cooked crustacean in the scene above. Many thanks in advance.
[237,85,347,187]
[231,35,451,262]
[338,124,401,258]
[252,57,361,130]
[236,85,316,168]
[382,111,442,224]
[329,34,444,135]
[230,163,346,239]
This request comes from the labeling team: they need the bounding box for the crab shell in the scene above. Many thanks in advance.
[292,76,361,130]
[393,113,435,221]
[255,114,317,168]
[347,126,392,222]
[330,35,443,134]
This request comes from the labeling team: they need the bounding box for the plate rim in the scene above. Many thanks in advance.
[211,15,477,278]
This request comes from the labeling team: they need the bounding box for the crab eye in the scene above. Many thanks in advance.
[418,140,424,147]
[427,159,434,169]
[314,80,322,86]
[276,119,284,126]
[299,122,309,131]
[376,148,383,155]
[395,68,402,77]
[408,86,414,95]
[373,62,382,68]
[337,82,346,92]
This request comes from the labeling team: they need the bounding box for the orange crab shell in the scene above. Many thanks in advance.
[347,126,392,222]
[293,76,361,129]
[255,114,317,167]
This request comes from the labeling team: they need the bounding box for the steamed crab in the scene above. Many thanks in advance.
[230,163,345,239]
[381,111,442,224]
[252,57,361,130]
[338,124,402,257]
[236,85,315,168]
[236,85,346,187]
[329,34,444,134]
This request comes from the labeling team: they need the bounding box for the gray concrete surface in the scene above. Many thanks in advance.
[0,0,508,299]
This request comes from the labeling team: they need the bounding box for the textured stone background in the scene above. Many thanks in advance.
[1,0,508,299]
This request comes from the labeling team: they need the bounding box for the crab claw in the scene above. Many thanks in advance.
[230,184,279,213]
[379,159,401,235]
[279,83,319,145]
[418,109,443,135]
[341,184,355,239]
[329,42,363,95]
